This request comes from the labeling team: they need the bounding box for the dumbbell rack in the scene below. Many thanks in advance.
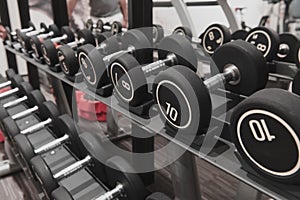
[2,0,300,200]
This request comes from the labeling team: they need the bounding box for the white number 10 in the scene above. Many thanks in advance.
[249,119,276,142]
[166,102,178,122]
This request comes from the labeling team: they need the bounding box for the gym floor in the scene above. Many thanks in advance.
[0,77,272,200]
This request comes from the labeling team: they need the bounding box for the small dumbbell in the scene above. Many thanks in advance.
[89,19,127,35]
[57,29,96,77]
[152,40,268,135]
[0,69,19,89]
[30,24,61,60]
[0,74,29,99]
[152,24,164,44]
[5,22,35,43]
[31,132,109,196]
[78,29,151,90]
[41,26,75,69]
[173,26,193,39]
[276,33,300,67]
[230,88,300,184]
[50,155,146,200]
[2,101,60,138]
[199,24,232,55]
[14,114,83,164]
[109,34,198,107]
[231,29,248,40]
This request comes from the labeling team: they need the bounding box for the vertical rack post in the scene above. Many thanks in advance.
[0,0,18,73]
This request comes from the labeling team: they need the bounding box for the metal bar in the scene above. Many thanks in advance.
[27,63,40,89]
[216,0,239,31]
[153,1,218,7]
[51,0,69,28]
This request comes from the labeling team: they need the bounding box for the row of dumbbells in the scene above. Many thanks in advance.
[0,70,172,200]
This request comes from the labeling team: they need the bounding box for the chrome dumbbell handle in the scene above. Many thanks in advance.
[0,87,19,99]
[3,96,28,108]
[34,134,69,154]
[96,184,125,200]
[0,80,12,89]
[20,118,52,135]
[11,105,39,120]
[51,34,68,43]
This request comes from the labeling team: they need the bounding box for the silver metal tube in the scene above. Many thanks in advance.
[20,118,52,135]
[26,28,45,37]
[103,46,134,63]
[0,80,12,89]
[11,105,39,120]
[51,34,68,43]
[38,31,53,39]
[3,96,28,108]
[34,134,69,154]
[95,184,124,200]
[0,87,19,99]
[53,155,92,180]
[142,54,176,74]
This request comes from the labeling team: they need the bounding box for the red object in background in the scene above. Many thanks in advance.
[0,87,11,94]
[0,87,10,142]
[76,91,107,122]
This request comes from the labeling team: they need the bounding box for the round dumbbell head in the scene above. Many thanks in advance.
[153,65,212,135]
[10,74,24,88]
[230,88,300,184]
[199,24,232,55]
[51,187,73,200]
[41,39,59,67]
[111,21,123,35]
[27,90,46,108]
[109,53,144,106]
[19,32,33,50]
[57,45,78,76]
[211,40,268,96]
[231,29,248,40]
[5,26,13,42]
[14,134,35,163]
[31,155,58,196]
[18,81,33,97]
[38,101,60,121]
[121,29,152,63]
[40,22,49,33]
[105,156,146,200]
[85,19,94,30]
[31,36,45,59]
[96,19,104,33]
[158,34,198,72]
[173,26,193,40]
[245,26,280,61]
[276,33,300,67]
[15,21,36,38]
[5,68,16,80]
[153,24,164,44]
[79,132,108,182]
[77,29,96,46]
[292,69,300,96]
[96,31,113,44]
[0,105,8,122]
[61,26,75,43]
[146,192,172,200]
[2,117,19,138]
[48,24,60,37]
[56,114,83,157]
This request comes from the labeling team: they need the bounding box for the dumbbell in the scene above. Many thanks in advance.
[50,155,145,200]
[0,69,18,90]
[276,33,300,67]
[57,29,96,77]
[0,74,28,100]
[153,24,164,44]
[199,24,232,55]
[30,24,61,60]
[2,101,60,138]
[173,26,193,39]
[152,40,268,135]
[94,19,127,35]
[146,192,172,200]
[231,29,248,40]
[14,114,83,165]
[230,88,300,184]
[78,29,151,90]
[5,22,35,43]
[31,132,109,196]
[41,26,75,68]
[109,34,198,107]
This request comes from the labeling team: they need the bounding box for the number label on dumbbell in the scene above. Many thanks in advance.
[57,52,69,74]
[110,63,134,102]
[42,45,51,66]
[237,109,300,176]
[245,30,271,58]
[78,52,97,85]
[202,27,224,54]
[156,80,191,129]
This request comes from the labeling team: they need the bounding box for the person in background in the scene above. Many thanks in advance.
[0,24,7,39]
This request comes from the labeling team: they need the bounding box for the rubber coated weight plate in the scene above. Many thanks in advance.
[2,117,20,138]
[77,29,96,46]
[18,82,33,97]
[39,101,59,121]
[58,45,78,76]
[79,132,107,181]
[96,19,104,33]
[109,54,145,106]
[153,24,164,44]
[111,21,123,35]
[0,105,8,121]
[200,24,231,55]
[121,29,152,64]
[42,39,58,67]
[276,33,300,67]
[5,69,16,80]
[230,88,300,183]
[60,26,75,43]
[231,29,248,40]
[31,155,58,196]
[158,34,198,72]
[245,26,280,61]
[85,19,94,30]
[211,40,268,96]
[173,26,193,40]
[153,65,212,134]
[30,36,43,58]
[97,31,113,44]
[40,23,48,33]
[48,24,60,37]
[10,75,24,88]
[28,21,36,30]
[105,156,145,200]
[146,192,172,200]
[27,90,46,108]
[14,134,35,163]
[19,32,32,50]
[51,187,73,200]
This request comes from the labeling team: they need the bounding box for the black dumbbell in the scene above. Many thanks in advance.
[276,33,300,67]
[0,69,19,89]
[89,19,127,35]
[153,24,164,44]
[57,29,96,77]
[173,26,193,39]
[41,26,75,69]
[146,192,172,200]
[5,22,35,43]
[199,24,232,55]
[14,114,83,164]
[109,34,198,107]
[2,101,60,138]
[231,29,248,40]
[230,88,300,184]
[0,74,29,100]
[50,155,146,200]
[29,25,61,60]
[31,132,109,196]
[78,29,151,90]
[152,40,268,135]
